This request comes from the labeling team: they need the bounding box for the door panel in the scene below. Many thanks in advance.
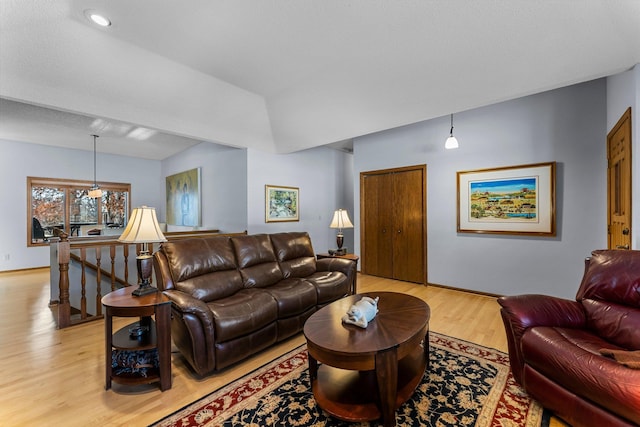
[607,108,632,250]
[377,174,394,277]
[393,169,425,283]
[362,173,392,277]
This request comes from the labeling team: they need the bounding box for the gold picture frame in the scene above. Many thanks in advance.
[457,162,556,236]
[265,185,299,222]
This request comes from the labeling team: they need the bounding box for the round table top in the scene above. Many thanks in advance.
[303,292,430,355]
[101,286,170,308]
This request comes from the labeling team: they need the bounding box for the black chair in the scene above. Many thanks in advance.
[32,217,45,240]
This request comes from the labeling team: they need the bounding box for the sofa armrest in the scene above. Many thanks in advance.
[163,290,215,328]
[498,294,587,330]
[162,289,218,375]
[498,294,586,384]
[316,257,356,276]
[163,289,216,349]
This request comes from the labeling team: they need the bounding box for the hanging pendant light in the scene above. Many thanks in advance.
[88,134,103,198]
[445,113,459,150]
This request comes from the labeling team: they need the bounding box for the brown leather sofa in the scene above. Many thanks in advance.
[153,232,356,376]
[498,250,640,427]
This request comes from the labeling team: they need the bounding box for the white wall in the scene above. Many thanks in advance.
[0,139,162,271]
[160,142,248,233]
[353,79,607,299]
[4,71,633,301]
[337,151,355,251]
[0,137,351,272]
[607,64,640,249]
[246,146,354,254]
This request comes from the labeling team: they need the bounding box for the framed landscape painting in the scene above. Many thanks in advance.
[457,162,556,236]
[265,185,299,222]
[166,168,201,226]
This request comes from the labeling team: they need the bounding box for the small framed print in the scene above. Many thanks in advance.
[265,185,299,222]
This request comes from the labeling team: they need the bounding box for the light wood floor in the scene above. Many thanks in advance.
[0,269,563,426]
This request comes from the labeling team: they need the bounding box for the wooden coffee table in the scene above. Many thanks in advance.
[303,292,430,427]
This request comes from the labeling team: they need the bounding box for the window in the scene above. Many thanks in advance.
[28,177,130,246]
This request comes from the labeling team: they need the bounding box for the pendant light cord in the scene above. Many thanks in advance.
[450,114,454,136]
[92,134,98,186]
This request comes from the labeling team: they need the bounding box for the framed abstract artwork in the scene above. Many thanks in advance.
[265,185,299,222]
[166,168,201,226]
[457,162,556,236]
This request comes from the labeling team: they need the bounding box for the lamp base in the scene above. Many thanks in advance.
[132,254,157,297]
[132,284,158,297]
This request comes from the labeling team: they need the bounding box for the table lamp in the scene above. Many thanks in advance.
[329,209,353,255]
[118,206,167,296]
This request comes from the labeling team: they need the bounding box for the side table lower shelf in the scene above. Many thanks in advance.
[110,320,162,386]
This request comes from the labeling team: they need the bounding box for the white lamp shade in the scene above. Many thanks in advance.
[329,209,354,229]
[445,136,459,149]
[118,206,167,243]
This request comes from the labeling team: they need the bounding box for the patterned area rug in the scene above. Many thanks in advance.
[151,332,544,427]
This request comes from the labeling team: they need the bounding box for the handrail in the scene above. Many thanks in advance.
[50,229,246,328]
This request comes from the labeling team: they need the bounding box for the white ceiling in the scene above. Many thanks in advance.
[0,98,203,160]
[1,1,639,159]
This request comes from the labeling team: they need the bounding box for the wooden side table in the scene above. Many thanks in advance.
[102,287,172,391]
[316,253,359,294]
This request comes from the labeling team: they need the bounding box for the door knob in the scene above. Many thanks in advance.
[616,245,630,250]
[622,228,630,235]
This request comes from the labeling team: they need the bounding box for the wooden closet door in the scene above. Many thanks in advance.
[392,169,425,283]
[361,165,426,284]
[362,173,393,278]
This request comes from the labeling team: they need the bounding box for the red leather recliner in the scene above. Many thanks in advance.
[498,250,640,427]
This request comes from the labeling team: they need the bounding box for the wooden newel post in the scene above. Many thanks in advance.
[57,232,71,328]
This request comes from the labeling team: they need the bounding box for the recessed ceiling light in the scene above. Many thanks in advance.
[84,10,111,27]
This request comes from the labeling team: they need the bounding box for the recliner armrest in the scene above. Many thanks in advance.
[162,289,215,332]
[498,294,587,330]
[162,289,217,376]
[317,257,357,293]
[316,257,355,276]
[498,294,586,385]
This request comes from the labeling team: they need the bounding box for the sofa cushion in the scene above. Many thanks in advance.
[522,326,640,423]
[583,299,640,349]
[232,234,284,288]
[270,232,317,278]
[261,278,317,317]
[207,289,278,342]
[161,237,243,301]
[305,271,350,304]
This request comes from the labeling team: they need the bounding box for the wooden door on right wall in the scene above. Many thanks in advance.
[607,107,632,250]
